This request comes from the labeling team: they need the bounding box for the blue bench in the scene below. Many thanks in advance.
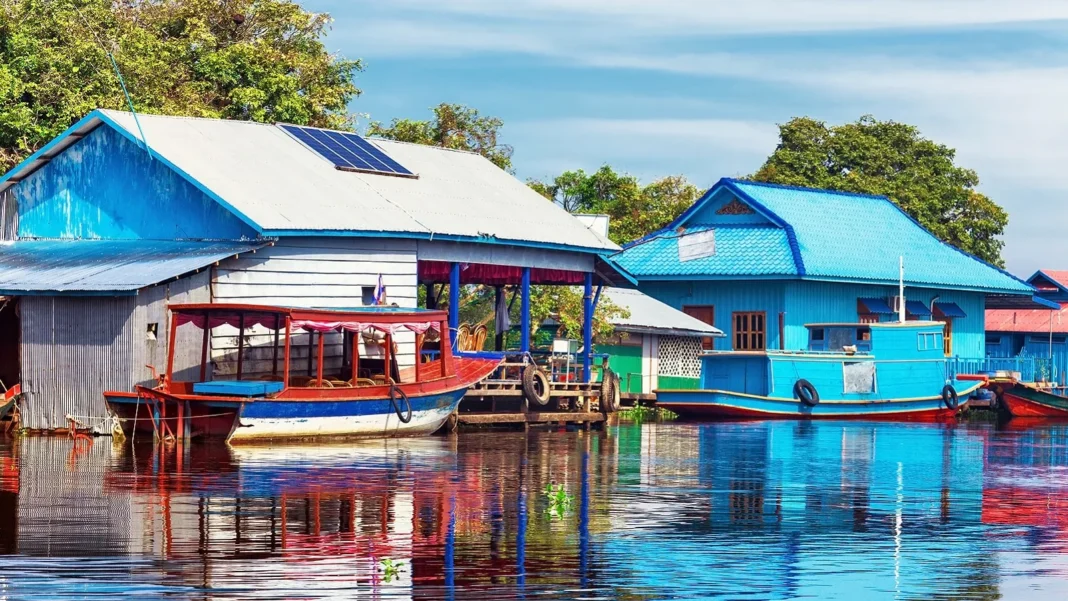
[192,380,284,397]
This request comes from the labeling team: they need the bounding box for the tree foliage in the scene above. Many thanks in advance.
[368,103,513,172]
[529,165,700,245]
[751,115,1008,266]
[0,0,362,173]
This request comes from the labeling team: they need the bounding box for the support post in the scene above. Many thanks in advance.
[350,331,360,384]
[282,317,292,387]
[449,263,461,350]
[199,310,209,382]
[316,329,326,385]
[165,312,179,383]
[271,314,281,378]
[495,285,504,352]
[236,312,246,379]
[583,272,593,383]
[521,267,531,354]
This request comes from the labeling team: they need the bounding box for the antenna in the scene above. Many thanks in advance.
[74,6,152,159]
[898,256,905,323]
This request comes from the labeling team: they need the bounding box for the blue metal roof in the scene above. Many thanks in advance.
[858,298,895,315]
[905,300,932,317]
[616,178,1034,295]
[933,301,967,318]
[613,225,797,278]
[0,240,266,295]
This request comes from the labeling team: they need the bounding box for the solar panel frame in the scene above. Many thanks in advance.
[277,124,417,178]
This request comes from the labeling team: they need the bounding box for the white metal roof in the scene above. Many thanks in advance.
[603,288,724,337]
[93,111,617,253]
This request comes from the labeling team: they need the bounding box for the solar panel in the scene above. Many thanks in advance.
[278,124,416,178]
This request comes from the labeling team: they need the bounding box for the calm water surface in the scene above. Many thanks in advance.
[1,420,1068,600]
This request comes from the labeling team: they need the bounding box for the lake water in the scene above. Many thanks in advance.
[1,420,1067,600]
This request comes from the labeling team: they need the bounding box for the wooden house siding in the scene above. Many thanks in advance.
[640,281,787,351]
[639,280,986,357]
[210,237,420,376]
[18,271,210,431]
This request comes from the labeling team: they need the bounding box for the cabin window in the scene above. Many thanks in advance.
[146,323,158,341]
[683,305,716,350]
[917,332,942,351]
[811,328,825,341]
[985,334,1003,346]
[361,286,376,306]
[732,311,766,351]
[940,319,953,356]
[843,361,876,394]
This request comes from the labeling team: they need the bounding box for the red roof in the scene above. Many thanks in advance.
[987,303,1068,333]
[1031,270,1068,291]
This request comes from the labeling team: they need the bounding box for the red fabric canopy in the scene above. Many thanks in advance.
[418,261,586,285]
[176,312,441,334]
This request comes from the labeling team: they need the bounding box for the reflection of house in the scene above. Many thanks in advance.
[986,270,1068,383]
[613,179,1045,361]
[0,110,622,429]
[597,288,722,395]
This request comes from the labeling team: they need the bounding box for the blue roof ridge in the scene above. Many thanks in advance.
[720,179,807,277]
[725,177,890,201]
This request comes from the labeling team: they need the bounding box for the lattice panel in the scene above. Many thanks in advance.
[658,336,703,378]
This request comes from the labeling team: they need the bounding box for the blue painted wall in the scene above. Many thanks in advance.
[640,279,987,357]
[14,125,255,240]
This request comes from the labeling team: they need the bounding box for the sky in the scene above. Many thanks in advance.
[303,0,1068,277]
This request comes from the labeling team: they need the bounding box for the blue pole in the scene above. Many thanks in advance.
[449,262,460,349]
[583,272,593,383]
[521,267,531,353]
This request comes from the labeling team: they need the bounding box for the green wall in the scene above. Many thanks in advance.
[601,343,644,393]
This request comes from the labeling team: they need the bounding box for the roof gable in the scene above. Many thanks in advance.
[618,178,1032,295]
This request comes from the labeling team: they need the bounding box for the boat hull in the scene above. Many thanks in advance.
[656,386,979,422]
[1000,385,1068,418]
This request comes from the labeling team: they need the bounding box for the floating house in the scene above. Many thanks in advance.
[0,110,627,430]
[986,269,1068,383]
[613,179,1049,367]
[596,288,722,396]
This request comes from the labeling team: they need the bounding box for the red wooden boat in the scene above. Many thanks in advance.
[991,379,1068,418]
[104,304,499,443]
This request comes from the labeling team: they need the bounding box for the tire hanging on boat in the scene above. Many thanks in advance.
[522,364,551,406]
[941,384,959,410]
[794,379,819,406]
[389,384,413,423]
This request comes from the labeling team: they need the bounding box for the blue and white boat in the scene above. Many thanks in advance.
[655,321,982,421]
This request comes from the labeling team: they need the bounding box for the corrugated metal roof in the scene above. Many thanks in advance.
[0,240,265,294]
[90,111,617,253]
[603,287,723,337]
[613,225,797,277]
[987,304,1068,333]
[616,178,1034,295]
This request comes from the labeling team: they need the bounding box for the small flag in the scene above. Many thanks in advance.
[373,274,387,305]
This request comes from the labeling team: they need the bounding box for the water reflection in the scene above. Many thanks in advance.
[0,421,1067,599]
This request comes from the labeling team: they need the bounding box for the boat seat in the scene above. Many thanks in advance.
[193,380,284,397]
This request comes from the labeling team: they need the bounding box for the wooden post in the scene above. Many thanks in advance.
[449,263,460,350]
[282,317,292,387]
[307,331,315,376]
[415,332,425,382]
[351,330,360,383]
[494,286,504,351]
[383,332,393,383]
[582,272,593,383]
[316,329,326,385]
[439,321,452,378]
[165,311,179,383]
[199,310,209,382]
[236,312,246,379]
[521,267,531,353]
[272,314,281,378]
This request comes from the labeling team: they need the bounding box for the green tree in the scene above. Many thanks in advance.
[751,115,1008,266]
[0,0,362,173]
[529,166,700,245]
[368,103,513,172]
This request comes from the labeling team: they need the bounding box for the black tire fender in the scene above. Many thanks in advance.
[600,369,620,413]
[389,384,413,423]
[794,379,819,406]
[942,384,959,410]
[522,364,551,406]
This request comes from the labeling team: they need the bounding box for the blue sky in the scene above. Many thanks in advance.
[303,0,1068,276]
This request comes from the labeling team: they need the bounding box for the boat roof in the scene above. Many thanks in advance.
[169,303,446,323]
[805,321,943,328]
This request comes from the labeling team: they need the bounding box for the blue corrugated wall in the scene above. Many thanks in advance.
[15,125,255,240]
[640,279,986,356]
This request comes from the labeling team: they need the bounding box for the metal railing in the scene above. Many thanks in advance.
[947,356,1058,384]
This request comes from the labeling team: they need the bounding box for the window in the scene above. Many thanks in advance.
[146,323,158,341]
[361,286,375,306]
[918,332,942,351]
[732,311,766,350]
[683,305,716,350]
[940,319,953,356]
[985,334,1003,346]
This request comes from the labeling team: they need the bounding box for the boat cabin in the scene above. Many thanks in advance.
[163,303,454,397]
[699,321,949,400]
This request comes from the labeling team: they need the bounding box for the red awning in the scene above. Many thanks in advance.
[418,261,586,285]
